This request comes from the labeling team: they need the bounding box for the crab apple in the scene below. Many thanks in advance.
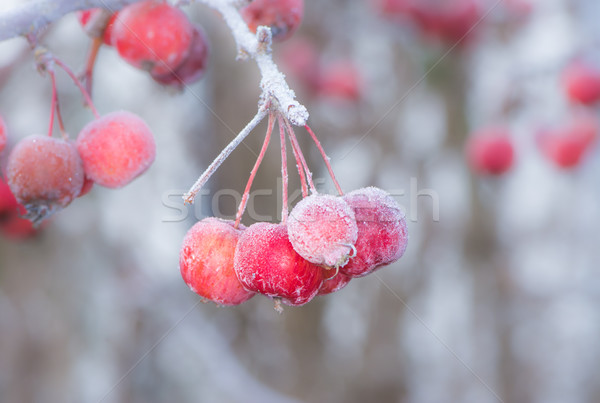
[561,61,600,105]
[372,0,411,16]
[180,218,255,306]
[112,0,194,76]
[287,194,358,268]
[0,114,6,153]
[241,0,304,42]
[340,187,408,278]
[6,135,84,222]
[76,111,156,189]
[0,177,18,215]
[318,61,364,101]
[78,176,95,198]
[0,210,37,240]
[76,8,118,45]
[318,269,351,296]
[407,0,482,43]
[151,25,210,89]
[234,222,324,307]
[277,37,320,92]
[466,128,514,175]
[538,116,598,169]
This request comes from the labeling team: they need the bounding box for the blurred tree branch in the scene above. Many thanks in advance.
[0,0,140,41]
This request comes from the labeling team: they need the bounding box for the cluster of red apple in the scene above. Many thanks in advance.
[0,109,155,231]
[465,60,600,176]
[180,187,408,309]
[77,0,209,90]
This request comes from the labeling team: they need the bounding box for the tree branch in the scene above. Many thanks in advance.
[0,0,140,41]
[198,0,309,126]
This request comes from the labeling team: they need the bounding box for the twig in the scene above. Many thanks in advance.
[183,106,269,204]
[197,0,309,126]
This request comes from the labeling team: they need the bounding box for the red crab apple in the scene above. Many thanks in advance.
[241,0,304,42]
[0,114,6,153]
[562,61,600,105]
[234,222,324,307]
[287,194,358,268]
[6,135,84,223]
[151,25,210,89]
[112,0,194,76]
[466,128,515,175]
[341,187,408,278]
[76,8,118,45]
[277,37,320,92]
[318,269,352,296]
[318,61,364,101]
[0,177,18,215]
[76,111,156,189]
[537,116,598,169]
[180,218,255,306]
[407,0,482,43]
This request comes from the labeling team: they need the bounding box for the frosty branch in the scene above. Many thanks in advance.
[0,0,140,41]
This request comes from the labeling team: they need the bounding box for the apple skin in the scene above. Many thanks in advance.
[340,187,408,278]
[234,222,324,307]
[180,217,255,306]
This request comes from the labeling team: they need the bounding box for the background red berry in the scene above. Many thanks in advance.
[466,128,515,175]
[6,135,84,221]
[561,61,600,105]
[0,114,6,153]
[76,111,156,189]
[151,24,210,89]
[112,0,194,75]
[241,0,304,42]
[76,8,118,45]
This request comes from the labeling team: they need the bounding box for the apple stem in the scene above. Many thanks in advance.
[283,117,316,195]
[81,37,103,102]
[48,69,68,139]
[52,57,100,119]
[279,118,289,224]
[234,112,275,229]
[280,115,308,198]
[305,124,343,196]
[184,106,269,204]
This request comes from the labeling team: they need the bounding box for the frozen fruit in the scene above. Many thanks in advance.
[112,0,194,75]
[76,111,156,189]
[287,194,358,268]
[341,187,408,278]
[234,222,324,306]
[6,135,84,223]
[180,217,255,306]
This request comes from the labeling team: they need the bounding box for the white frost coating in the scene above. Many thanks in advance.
[198,0,309,126]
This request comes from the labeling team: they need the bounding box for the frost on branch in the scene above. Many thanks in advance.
[198,0,309,126]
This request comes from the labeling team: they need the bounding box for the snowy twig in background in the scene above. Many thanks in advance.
[198,0,309,126]
[0,0,140,41]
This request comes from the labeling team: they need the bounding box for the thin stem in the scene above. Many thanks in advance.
[53,57,100,118]
[234,112,275,228]
[304,124,343,196]
[279,118,289,224]
[47,69,56,138]
[82,37,103,101]
[48,70,67,139]
[183,107,269,204]
[279,115,307,198]
[284,117,316,194]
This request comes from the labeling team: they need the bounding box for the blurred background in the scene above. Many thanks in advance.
[1,0,600,402]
